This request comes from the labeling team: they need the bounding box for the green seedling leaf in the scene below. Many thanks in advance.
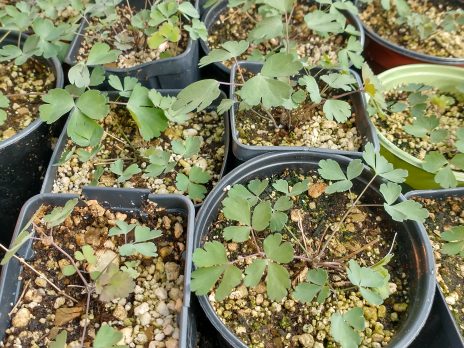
[43,199,78,228]
[403,115,439,137]
[263,233,294,264]
[75,245,96,265]
[178,1,199,18]
[320,73,356,92]
[191,241,242,300]
[49,330,67,348]
[379,182,402,205]
[272,179,309,196]
[89,66,106,87]
[75,90,109,120]
[430,129,449,143]
[422,151,448,173]
[293,268,330,304]
[441,226,464,256]
[305,10,344,34]
[237,74,292,109]
[228,184,259,206]
[0,229,32,265]
[110,159,141,183]
[172,79,221,114]
[261,52,303,78]
[94,324,128,348]
[66,109,103,147]
[108,75,139,97]
[384,200,429,223]
[347,259,386,305]
[223,226,252,242]
[134,225,162,242]
[68,62,90,89]
[95,263,135,302]
[318,159,362,194]
[127,85,168,140]
[362,143,408,183]
[62,264,77,276]
[144,149,176,178]
[299,75,322,103]
[330,307,365,348]
[252,200,272,231]
[121,261,140,279]
[248,15,283,43]
[248,178,269,196]
[217,98,235,115]
[422,152,458,188]
[175,166,211,201]
[435,165,457,189]
[76,144,101,163]
[223,195,251,225]
[266,262,291,301]
[451,154,464,171]
[338,36,364,69]
[172,136,202,158]
[109,220,136,236]
[39,89,75,124]
[270,211,288,232]
[244,259,266,287]
[86,42,120,65]
[199,40,249,67]
[323,99,351,123]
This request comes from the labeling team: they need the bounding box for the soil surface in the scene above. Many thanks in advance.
[372,86,464,160]
[77,3,190,68]
[208,3,351,68]
[360,0,464,58]
[53,104,225,203]
[0,59,55,141]
[203,170,411,347]
[2,199,186,347]
[412,194,464,335]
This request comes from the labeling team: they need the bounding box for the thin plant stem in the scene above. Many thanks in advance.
[335,236,380,263]
[0,30,11,45]
[0,244,78,303]
[284,225,311,258]
[80,289,92,347]
[8,279,31,316]
[317,175,378,257]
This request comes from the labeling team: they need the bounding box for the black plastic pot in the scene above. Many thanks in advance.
[228,62,379,162]
[194,151,435,348]
[0,30,64,247]
[41,90,230,210]
[0,186,196,348]
[405,188,464,348]
[64,0,200,89]
[355,1,464,72]
[200,0,366,81]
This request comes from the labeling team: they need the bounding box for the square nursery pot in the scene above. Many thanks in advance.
[199,0,366,82]
[405,188,464,348]
[0,187,196,348]
[356,1,464,72]
[64,0,200,89]
[229,62,379,162]
[0,30,64,246]
[375,64,464,190]
[41,90,231,210]
[193,151,436,348]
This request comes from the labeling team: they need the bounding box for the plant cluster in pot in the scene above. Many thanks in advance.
[199,0,365,81]
[367,64,464,190]
[38,46,229,206]
[65,0,208,89]
[192,149,435,348]
[0,29,64,245]
[184,51,379,162]
[355,0,464,71]
[0,187,195,347]
[405,188,464,347]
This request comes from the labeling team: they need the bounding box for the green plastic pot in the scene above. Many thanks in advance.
[376,64,464,190]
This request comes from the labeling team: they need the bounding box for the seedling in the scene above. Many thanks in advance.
[0,199,162,346]
[191,142,428,347]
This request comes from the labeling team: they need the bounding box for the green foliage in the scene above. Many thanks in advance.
[191,241,241,301]
[362,143,408,183]
[293,269,330,304]
[330,307,365,348]
[272,179,308,196]
[172,79,221,115]
[94,324,128,348]
[441,226,464,257]
[347,259,389,305]
[422,151,461,189]
[379,182,428,222]
[109,159,141,183]
[43,198,78,228]
[0,229,32,266]
[143,149,176,178]
[0,92,10,126]
[175,166,211,201]
[199,40,249,67]
[318,159,363,193]
[49,331,67,348]
[108,75,140,97]
[119,225,161,257]
[172,136,202,158]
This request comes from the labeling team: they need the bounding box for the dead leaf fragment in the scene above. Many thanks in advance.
[54,306,83,326]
